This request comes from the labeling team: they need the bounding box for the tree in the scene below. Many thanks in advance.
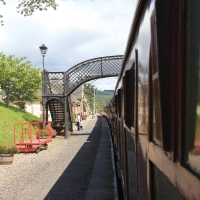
[95,99,106,112]
[16,0,58,16]
[0,0,58,25]
[0,52,42,107]
[95,90,114,112]
[84,83,97,112]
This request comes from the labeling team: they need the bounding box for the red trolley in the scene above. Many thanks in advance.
[14,121,56,153]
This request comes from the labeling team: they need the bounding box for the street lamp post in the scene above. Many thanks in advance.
[93,87,96,114]
[39,44,48,121]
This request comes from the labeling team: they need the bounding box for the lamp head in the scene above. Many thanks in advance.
[39,44,48,56]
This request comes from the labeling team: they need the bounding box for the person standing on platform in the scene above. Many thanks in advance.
[77,114,81,131]
[79,120,83,131]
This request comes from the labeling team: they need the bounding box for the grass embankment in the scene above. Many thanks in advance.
[0,101,42,146]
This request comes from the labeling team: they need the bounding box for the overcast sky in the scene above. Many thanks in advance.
[0,0,137,91]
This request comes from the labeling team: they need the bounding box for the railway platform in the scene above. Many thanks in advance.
[45,114,119,200]
[85,115,119,200]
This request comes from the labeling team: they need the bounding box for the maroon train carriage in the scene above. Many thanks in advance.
[104,0,200,199]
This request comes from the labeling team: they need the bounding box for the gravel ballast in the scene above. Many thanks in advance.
[0,116,101,200]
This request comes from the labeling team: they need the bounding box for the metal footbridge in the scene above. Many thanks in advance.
[43,55,123,137]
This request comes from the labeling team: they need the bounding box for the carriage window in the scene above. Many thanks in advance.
[126,130,137,199]
[118,89,122,118]
[150,9,163,147]
[124,68,134,129]
[184,0,200,177]
[123,76,127,122]
[150,1,171,150]
[115,95,118,115]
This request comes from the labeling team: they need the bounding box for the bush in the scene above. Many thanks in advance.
[40,130,49,136]
[72,114,77,123]
[0,145,7,154]
[0,145,18,155]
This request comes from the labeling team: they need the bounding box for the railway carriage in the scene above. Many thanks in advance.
[106,0,200,199]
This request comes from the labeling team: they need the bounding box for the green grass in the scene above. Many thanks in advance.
[0,101,42,146]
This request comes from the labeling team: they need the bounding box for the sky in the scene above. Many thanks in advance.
[0,0,137,91]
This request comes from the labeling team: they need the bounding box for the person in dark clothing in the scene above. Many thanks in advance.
[79,121,83,130]
[76,114,81,131]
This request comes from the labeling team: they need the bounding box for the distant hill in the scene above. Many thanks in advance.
[97,90,114,96]
[95,90,114,111]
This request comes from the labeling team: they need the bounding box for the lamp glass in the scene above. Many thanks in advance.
[39,44,48,56]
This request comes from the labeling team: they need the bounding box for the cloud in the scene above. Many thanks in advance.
[0,0,137,90]
[88,77,118,91]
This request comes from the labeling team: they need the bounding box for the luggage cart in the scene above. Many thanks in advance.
[14,121,54,153]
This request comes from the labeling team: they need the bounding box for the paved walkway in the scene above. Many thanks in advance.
[85,115,118,200]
